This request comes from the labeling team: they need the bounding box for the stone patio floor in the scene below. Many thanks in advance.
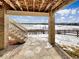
[0,35,63,59]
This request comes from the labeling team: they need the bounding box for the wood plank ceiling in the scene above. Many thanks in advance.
[4,0,75,13]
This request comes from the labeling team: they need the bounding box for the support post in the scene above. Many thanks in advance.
[48,11,55,46]
[4,2,9,48]
[4,15,9,47]
[0,2,4,49]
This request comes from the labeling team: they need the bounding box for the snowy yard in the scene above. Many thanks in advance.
[28,34,79,47]
[21,24,79,30]
[20,24,79,47]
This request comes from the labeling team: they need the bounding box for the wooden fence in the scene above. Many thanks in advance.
[27,29,79,37]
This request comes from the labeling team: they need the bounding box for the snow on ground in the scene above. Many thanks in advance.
[56,34,79,47]
[21,24,79,30]
[55,25,79,30]
[20,24,48,30]
[28,34,79,47]
[21,24,79,47]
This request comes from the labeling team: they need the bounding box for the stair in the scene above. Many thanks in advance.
[8,20,28,45]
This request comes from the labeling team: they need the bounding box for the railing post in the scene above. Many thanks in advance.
[77,30,78,37]
[4,15,9,47]
[48,11,55,46]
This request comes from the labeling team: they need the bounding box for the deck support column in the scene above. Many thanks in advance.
[48,11,55,46]
[4,3,9,48]
[0,3,4,49]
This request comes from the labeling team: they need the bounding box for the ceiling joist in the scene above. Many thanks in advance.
[39,0,45,11]
[53,0,75,12]
[4,0,16,10]
[0,1,2,5]
[51,0,63,10]
[4,0,75,13]
[24,0,28,11]
[15,0,23,11]
[33,0,35,11]
[45,0,56,12]
[7,10,49,16]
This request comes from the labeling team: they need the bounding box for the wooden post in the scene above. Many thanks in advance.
[77,30,78,37]
[4,15,9,47]
[0,2,4,49]
[48,11,55,46]
[4,2,9,48]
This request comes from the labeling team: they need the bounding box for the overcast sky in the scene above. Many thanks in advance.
[9,0,79,23]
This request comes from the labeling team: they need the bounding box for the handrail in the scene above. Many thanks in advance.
[9,20,27,33]
[8,20,28,44]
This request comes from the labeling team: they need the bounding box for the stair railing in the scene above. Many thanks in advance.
[8,20,28,44]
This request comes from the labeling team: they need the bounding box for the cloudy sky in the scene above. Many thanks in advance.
[10,0,79,23]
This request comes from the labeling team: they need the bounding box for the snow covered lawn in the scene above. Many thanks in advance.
[28,34,79,47]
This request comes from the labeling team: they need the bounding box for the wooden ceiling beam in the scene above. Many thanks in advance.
[4,0,75,13]
[4,0,16,10]
[45,0,59,11]
[6,10,49,16]
[24,0,28,11]
[15,0,23,11]
[0,1,2,5]
[0,0,3,2]
[39,0,45,11]
[53,0,75,12]
[33,0,35,11]
[45,0,56,11]
[45,3,52,11]
[51,0,63,10]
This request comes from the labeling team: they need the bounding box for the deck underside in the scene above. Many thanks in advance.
[0,35,64,59]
